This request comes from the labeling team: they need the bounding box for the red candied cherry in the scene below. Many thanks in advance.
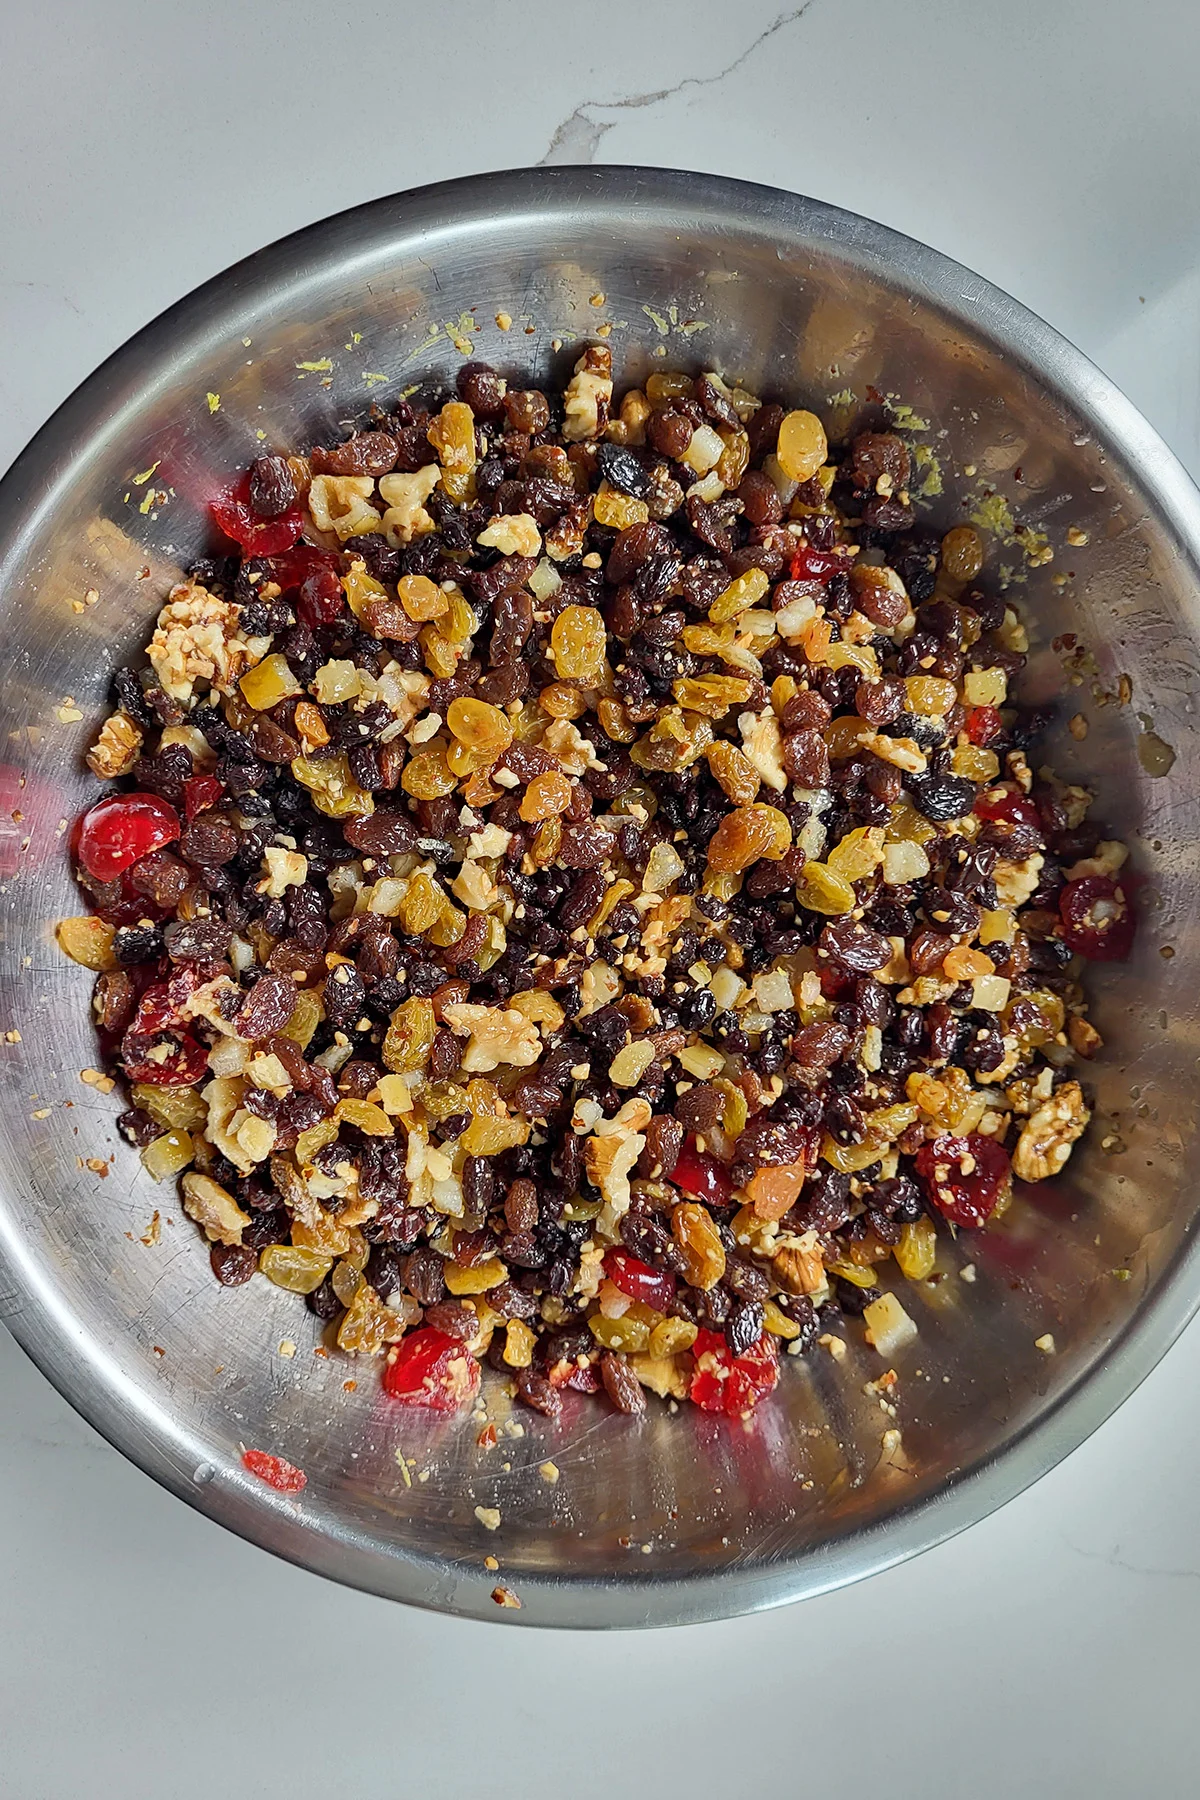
[915,1133,1011,1227]
[604,1248,677,1313]
[974,785,1043,838]
[789,544,841,582]
[183,774,224,823]
[689,1328,780,1417]
[263,543,341,593]
[297,568,347,627]
[671,1140,732,1207]
[76,792,181,883]
[965,705,1003,746]
[211,473,304,556]
[242,1449,306,1493]
[382,1328,482,1411]
[1059,874,1135,962]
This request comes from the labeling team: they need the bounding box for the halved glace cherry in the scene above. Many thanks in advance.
[1059,875,1135,961]
[183,774,224,823]
[211,474,304,556]
[672,1141,732,1207]
[382,1327,482,1411]
[974,785,1043,837]
[76,792,181,882]
[264,543,341,593]
[689,1328,779,1417]
[789,545,841,582]
[915,1132,1011,1227]
[604,1248,676,1313]
[297,568,347,627]
[965,705,1002,746]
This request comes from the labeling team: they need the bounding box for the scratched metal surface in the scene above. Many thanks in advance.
[0,168,1197,1626]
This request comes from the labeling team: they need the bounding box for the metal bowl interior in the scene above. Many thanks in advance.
[0,167,1197,1628]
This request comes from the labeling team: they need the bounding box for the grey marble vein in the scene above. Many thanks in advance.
[540,3,818,165]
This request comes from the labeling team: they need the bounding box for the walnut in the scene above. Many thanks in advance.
[147,581,266,703]
[378,466,440,547]
[862,731,927,774]
[86,710,142,779]
[587,1096,651,1238]
[1064,839,1128,882]
[561,345,613,442]
[476,512,541,558]
[450,858,499,911]
[992,852,1044,908]
[259,845,308,897]
[1013,1080,1090,1182]
[441,1002,541,1072]
[738,707,787,792]
[181,1171,250,1245]
[307,474,383,541]
[773,1230,825,1295]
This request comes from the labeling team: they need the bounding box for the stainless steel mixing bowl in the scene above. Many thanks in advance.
[1,167,1197,1628]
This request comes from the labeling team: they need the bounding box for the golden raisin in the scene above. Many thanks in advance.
[671,1202,726,1290]
[672,674,754,718]
[397,574,449,621]
[592,481,650,529]
[382,997,437,1072]
[447,696,513,759]
[706,804,783,873]
[705,741,761,805]
[596,697,637,742]
[400,745,458,799]
[941,525,985,584]
[519,770,573,821]
[776,410,829,483]
[708,567,770,624]
[400,870,444,934]
[539,682,587,720]
[550,604,607,682]
[904,675,958,717]
[794,861,857,915]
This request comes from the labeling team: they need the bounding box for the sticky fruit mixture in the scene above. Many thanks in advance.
[59,347,1131,1421]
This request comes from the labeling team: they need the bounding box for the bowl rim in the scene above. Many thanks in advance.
[3,163,1200,1628]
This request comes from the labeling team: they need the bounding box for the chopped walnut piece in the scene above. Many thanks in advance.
[993,853,1044,908]
[378,465,440,546]
[441,1003,541,1072]
[1013,1081,1090,1182]
[562,345,613,442]
[86,710,143,779]
[181,1171,250,1245]
[147,581,267,703]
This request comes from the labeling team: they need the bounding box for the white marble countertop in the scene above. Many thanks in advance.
[3,2,1199,1794]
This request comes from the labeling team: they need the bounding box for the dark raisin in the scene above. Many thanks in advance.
[726,1299,765,1356]
[210,1243,258,1285]
[236,972,297,1040]
[908,772,977,823]
[819,920,894,975]
[162,918,231,964]
[514,1367,562,1417]
[404,1248,446,1306]
[600,1350,646,1414]
[248,454,297,519]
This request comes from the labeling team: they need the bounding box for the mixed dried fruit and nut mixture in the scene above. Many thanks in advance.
[58,345,1134,1421]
